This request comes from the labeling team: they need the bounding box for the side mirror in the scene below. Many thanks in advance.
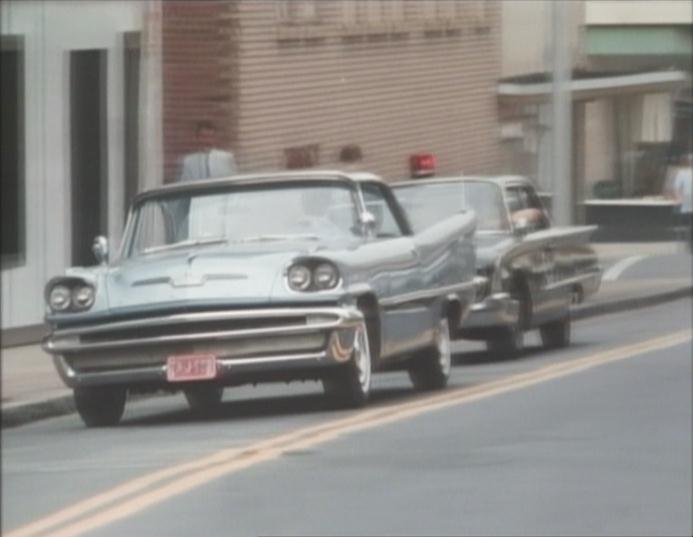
[92,236,109,265]
[360,211,377,237]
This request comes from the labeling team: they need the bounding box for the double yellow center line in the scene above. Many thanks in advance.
[8,329,691,537]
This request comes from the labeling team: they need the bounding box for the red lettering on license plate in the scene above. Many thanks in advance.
[166,353,218,382]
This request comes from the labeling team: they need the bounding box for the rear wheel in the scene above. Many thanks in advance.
[184,385,224,414]
[485,278,528,358]
[540,316,571,349]
[408,317,452,391]
[322,323,371,407]
[74,386,127,427]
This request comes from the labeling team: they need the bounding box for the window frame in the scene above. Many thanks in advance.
[359,181,412,238]
[1,34,26,269]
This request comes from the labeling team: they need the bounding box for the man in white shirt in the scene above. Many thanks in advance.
[672,153,692,249]
[177,121,237,181]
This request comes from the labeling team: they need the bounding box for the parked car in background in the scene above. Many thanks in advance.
[42,171,477,427]
[393,175,602,357]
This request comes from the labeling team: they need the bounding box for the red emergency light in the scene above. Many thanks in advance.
[409,153,436,178]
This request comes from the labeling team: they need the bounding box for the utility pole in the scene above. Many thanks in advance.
[550,1,573,226]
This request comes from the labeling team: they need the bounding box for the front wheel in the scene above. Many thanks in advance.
[540,316,571,349]
[322,323,372,408]
[408,317,452,391]
[74,386,127,427]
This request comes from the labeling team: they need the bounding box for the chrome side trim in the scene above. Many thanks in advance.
[462,293,519,329]
[543,268,603,292]
[56,356,165,385]
[470,292,512,311]
[44,307,363,354]
[49,307,355,338]
[380,280,476,308]
[218,351,327,367]
[55,351,334,388]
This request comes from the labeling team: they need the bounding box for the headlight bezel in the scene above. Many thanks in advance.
[46,279,97,313]
[48,285,73,312]
[286,260,341,293]
[313,263,339,290]
[72,285,96,311]
[287,264,312,292]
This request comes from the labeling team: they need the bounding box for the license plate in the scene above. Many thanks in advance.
[166,353,218,382]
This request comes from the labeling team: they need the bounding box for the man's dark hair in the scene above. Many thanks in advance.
[196,120,217,134]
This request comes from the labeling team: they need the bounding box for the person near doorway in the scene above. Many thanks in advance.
[671,153,692,250]
[177,120,237,181]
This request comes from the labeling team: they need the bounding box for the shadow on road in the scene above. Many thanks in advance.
[123,384,418,428]
[453,341,596,365]
[119,341,598,427]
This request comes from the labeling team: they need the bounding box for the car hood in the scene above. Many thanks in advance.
[105,239,353,310]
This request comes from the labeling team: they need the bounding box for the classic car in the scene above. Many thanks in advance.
[393,175,602,356]
[42,171,477,427]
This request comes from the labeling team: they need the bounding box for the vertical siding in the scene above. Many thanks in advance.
[1,1,142,330]
[235,0,501,181]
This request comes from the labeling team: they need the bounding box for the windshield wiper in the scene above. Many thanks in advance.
[142,237,228,254]
[234,234,320,243]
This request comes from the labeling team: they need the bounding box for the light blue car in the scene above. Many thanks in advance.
[43,171,477,427]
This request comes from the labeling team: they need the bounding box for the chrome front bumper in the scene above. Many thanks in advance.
[461,293,519,330]
[43,307,364,389]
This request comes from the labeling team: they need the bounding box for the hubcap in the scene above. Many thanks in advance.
[354,324,371,393]
[437,319,452,376]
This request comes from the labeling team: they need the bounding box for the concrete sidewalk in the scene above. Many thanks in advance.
[2,242,690,428]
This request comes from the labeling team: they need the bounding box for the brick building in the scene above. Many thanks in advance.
[161,0,502,182]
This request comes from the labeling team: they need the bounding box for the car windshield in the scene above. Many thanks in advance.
[126,182,360,257]
[395,181,510,232]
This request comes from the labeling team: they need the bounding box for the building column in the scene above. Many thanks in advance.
[572,100,586,224]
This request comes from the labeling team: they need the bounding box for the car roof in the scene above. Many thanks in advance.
[392,175,533,190]
[133,170,385,204]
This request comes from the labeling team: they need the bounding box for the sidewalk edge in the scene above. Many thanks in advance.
[2,395,75,428]
[571,285,692,321]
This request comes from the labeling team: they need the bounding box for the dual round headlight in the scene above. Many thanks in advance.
[287,262,340,292]
[48,282,95,312]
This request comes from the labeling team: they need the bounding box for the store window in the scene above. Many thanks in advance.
[1,35,25,267]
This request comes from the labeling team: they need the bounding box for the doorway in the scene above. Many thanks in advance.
[70,49,108,266]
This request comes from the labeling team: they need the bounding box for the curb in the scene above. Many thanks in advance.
[2,395,75,429]
[571,285,692,321]
[2,286,692,429]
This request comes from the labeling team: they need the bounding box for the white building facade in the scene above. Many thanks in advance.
[1,0,162,342]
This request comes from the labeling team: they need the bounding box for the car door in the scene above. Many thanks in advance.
[358,182,431,358]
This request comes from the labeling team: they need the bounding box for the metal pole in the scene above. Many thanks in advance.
[550,1,573,226]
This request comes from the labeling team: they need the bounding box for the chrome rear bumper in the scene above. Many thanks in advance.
[461,293,519,329]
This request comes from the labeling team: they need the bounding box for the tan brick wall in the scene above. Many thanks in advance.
[161,0,502,182]
[234,0,501,181]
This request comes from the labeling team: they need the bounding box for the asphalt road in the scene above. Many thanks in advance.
[601,252,691,281]
[2,298,691,537]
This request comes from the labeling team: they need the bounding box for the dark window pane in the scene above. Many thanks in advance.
[1,35,25,266]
